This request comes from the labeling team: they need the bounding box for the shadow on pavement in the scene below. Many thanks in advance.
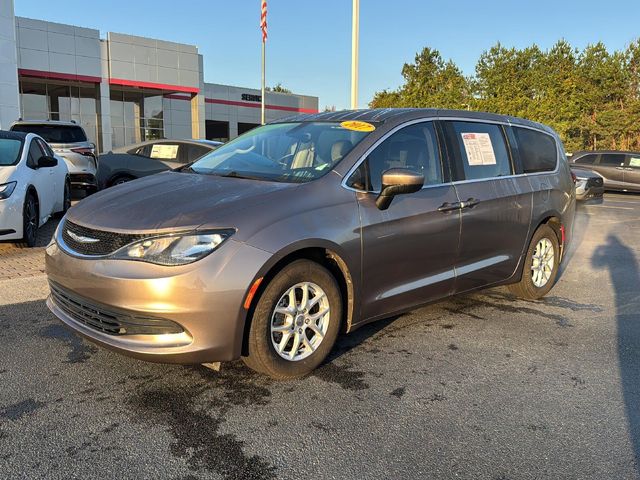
[592,234,640,473]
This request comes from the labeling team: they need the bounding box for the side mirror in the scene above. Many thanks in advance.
[376,168,424,210]
[37,155,58,168]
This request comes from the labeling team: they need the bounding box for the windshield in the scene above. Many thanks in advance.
[190,122,373,183]
[0,138,23,166]
[11,124,87,144]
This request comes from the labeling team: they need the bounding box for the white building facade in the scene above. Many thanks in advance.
[0,0,319,152]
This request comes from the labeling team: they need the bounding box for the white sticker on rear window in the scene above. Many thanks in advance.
[630,157,640,167]
[461,132,496,166]
[150,144,179,159]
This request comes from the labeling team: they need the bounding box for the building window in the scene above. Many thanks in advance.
[19,80,100,150]
[206,120,229,142]
[110,89,168,148]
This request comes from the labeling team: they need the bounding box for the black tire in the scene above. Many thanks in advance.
[18,193,38,248]
[110,175,134,187]
[242,260,343,379]
[508,224,560,300]
[56,179,71,216]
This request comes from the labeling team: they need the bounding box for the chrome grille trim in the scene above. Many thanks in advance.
[61,220,147,256]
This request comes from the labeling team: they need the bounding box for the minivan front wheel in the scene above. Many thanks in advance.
[508,224,560,300]
[242,260,342,379]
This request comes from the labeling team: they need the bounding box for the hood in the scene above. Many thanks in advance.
[67,171,298,233]
[0,165,17,184]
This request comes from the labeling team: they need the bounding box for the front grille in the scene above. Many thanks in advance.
[587,177,604,188]
[62,220,146,256]
[49,282,183,336]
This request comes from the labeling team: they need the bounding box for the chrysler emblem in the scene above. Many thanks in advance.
[67,230,99,244]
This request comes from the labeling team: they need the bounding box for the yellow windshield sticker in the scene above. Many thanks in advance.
[340,120,375,132]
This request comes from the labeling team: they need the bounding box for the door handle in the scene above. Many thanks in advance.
[461,198,480,209]
[438,201,462,212]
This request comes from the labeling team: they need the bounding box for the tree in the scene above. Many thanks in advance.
[370,40,640,151]
[266,83,292,93]
[370,47,471,110]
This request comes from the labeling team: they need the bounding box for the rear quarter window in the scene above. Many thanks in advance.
[512,127,557,173]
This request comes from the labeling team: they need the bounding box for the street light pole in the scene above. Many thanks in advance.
[350,0,359,110]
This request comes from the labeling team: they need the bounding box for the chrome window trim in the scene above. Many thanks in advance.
[340,116,561,194]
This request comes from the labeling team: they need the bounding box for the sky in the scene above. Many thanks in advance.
[14,0,640,110]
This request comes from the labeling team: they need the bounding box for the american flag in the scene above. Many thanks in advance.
[260,0,267,42]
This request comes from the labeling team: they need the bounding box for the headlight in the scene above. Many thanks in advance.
[0,181,16,199]
[111,230,234,265]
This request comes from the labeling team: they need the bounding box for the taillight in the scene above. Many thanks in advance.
[570,171,577,183]
[71,147,95,156]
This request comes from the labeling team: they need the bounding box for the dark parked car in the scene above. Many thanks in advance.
[571,167,604,202]
[570,150,640,192]
[46,109,575,379]
[97,139,222,189]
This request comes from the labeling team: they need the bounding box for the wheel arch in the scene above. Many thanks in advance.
[511,212,564,284]
[108,172,136,187]
[240,241,356,357]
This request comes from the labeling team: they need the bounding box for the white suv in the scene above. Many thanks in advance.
[10,120,97,194]
[0,130,70,247]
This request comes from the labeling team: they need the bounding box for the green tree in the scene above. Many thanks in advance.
[370,47,471,109]
[370,40,640,151]
[266,83,292,93]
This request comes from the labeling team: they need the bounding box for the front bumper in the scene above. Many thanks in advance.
[0,188,24,240]
[45,236,272,364]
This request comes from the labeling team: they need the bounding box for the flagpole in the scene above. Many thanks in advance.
[261,40,266,125]
[260,0,267,125]
[350,0,359,109]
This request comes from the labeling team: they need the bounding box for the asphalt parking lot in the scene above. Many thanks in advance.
[0,194,639,479]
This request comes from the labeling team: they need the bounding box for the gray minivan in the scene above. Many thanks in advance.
[45,109,576,379]
[570,150,640,192]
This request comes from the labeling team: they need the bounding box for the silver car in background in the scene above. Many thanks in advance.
[10,120,98,194]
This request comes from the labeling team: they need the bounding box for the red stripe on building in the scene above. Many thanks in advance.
[18,68,101,84]
[205,98,318,114]
[109,78,199,94]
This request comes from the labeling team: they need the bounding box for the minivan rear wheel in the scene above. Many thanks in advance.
[242,260,342,379]
[508,224,560,300]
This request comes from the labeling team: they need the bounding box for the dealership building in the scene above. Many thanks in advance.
[0,0,318,152]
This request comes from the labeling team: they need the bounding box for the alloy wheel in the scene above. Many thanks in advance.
[531,238,555,288]
[270,282,330,361]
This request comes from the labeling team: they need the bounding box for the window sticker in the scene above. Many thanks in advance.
[340,120,375,132]
[461,132,496,166]
[629,157,640,167]
[150,144,179,159]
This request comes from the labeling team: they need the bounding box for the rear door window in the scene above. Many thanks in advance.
[512,127,557,173]
[11,124,87,143]
[599,154,625,166]
[627,155,640,168]
[444,121,512,181]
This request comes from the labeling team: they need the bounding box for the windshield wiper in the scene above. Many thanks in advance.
[217,171,268,181]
